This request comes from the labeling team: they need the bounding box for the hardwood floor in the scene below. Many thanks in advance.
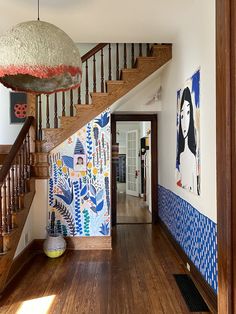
[0,224,210,314]
[117,193,151,224]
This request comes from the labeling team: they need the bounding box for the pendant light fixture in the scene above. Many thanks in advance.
[0,1,82,94]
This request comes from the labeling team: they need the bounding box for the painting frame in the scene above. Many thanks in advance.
[10,92,27,124]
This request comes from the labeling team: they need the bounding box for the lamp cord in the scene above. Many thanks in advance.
[37,0,40,21]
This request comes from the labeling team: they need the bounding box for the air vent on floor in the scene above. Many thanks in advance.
[173,274,209,312]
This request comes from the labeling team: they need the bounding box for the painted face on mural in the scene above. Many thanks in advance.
[180,100,190,138]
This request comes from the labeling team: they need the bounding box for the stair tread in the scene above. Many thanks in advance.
[2,227,18,237]
[136,56,158,61]
[60,116,79,120]
[75,104,94,108]
[91,92,109,96]
[0,249,10,256]
[121,68,140,72]
[106,80,125,85]
[42,128,62,132]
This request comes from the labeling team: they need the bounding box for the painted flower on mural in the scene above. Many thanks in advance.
[48,109,111,237]
[56,177,74,205]
[94,112,109,128]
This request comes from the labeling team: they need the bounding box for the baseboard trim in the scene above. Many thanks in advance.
[66,236,112,250]
[32,236,112,251]
[158,219,217,314]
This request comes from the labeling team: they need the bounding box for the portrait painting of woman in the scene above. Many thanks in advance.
[176,70,200,195]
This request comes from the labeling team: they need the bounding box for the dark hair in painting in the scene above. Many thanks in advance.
[177,87,196,166]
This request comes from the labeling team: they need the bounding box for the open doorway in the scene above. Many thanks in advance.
[111,114,157,226]
[116,121,152,223]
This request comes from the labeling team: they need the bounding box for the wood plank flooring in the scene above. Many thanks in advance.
[117,193,151,223]
[0,224,211,314]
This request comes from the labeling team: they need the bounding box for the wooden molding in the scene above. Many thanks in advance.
[158,220,217,314]
[30,236,112,251]
[6,240,36,287]
[66,236,112,250]
[26,94,36,117]
[31,152,50,178]
[216,0,236,312]
[0,145,12,154]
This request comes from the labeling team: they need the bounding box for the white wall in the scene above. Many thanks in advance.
[0,85,22,144]
[158,1,216,222]
[14,180,48,257]
[112,74,162,114]
[0,1,213,44]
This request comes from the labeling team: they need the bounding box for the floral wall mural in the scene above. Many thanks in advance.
[48,109,110,237]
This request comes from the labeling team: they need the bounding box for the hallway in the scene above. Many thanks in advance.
[117,194,152,224]
[0,224,210,314]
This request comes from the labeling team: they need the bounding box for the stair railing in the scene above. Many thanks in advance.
[35,43,152,139]
[0,116,34,253]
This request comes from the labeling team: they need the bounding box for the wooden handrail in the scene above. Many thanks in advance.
[0,116,34,187]
[81,43,108,63]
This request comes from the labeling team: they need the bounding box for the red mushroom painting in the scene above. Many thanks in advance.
[10,92,27,123]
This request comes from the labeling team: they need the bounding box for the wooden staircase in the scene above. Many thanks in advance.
[32,43,172,177]
[0,117,35,293]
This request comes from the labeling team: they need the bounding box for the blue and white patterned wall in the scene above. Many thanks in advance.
[48,109,110,237]
[158,185,218,293]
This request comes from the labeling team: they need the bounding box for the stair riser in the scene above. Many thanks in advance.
[75,105,94,115]
[151,46,172,61]
[121,70,139,82]
[60,117,79,129]
[106,83,124,94]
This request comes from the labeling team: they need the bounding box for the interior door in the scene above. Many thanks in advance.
[126,130,139,197]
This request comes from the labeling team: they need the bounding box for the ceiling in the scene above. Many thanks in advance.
[0,0,207,43]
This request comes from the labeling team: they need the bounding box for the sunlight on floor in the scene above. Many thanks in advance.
[16,295,56,314]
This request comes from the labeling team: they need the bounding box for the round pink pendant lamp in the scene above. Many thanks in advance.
[0,14,82,94]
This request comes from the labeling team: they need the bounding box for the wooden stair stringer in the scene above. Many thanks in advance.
[38,44,172,153]
[0,178,36,293]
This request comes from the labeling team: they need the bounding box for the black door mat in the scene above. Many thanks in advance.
[173,274,209,312]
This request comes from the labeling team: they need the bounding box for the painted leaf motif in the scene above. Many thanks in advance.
[90,196,97,205]
[62,156,74,169]
[94,112,110,128]
[81,185,87,197]
[96,200,104,212]
[91,206,97,213]
[84,195,89,201]
[99,222,110,235]
[90,184,96,196]
[96,190,104,202]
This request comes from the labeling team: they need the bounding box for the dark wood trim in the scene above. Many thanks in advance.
[111,115,117,226]
[66,236,112,250]
[151,115,158,223]
[81,43,108,63]
[216,0,236,312]
[6,240,37,287]
[0,146,12,154]
[159,220,217,314]
[111,113,158,226]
